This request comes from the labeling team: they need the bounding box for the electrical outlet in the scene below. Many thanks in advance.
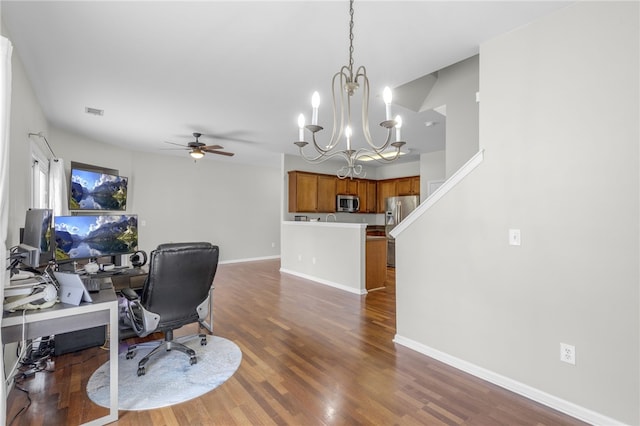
[560,343,576,365]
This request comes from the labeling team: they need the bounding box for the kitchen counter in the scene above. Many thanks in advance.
[366,225,386,237]
[287,221,367,228]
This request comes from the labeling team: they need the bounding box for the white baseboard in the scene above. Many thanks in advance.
[279,268,367,295]
[219,255,280,265]
[393,334,626,426]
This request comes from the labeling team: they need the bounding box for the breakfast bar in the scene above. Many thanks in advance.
[280,221,387,294]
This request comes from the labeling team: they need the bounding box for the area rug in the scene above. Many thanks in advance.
[87,335,242,411]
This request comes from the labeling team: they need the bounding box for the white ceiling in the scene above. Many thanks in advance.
[1,1,570,168]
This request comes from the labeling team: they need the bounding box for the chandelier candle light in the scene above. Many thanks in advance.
[294,0,406,179]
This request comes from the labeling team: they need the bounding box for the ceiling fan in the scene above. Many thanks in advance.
[164,132,235,159]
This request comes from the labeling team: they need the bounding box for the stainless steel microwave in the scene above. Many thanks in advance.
[336,194,359,212]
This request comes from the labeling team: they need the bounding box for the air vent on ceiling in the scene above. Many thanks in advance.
[85,107,104,116]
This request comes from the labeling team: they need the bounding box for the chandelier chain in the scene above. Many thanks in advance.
[348,0,355,74]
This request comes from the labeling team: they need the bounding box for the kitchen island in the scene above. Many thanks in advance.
[281,221,368,294]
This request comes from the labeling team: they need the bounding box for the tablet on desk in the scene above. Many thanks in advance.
[53,272,94,305]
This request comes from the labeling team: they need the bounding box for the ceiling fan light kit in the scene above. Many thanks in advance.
[190,148,204,159]
[294,0,407,179]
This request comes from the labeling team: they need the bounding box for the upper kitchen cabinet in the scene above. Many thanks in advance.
[289,171,317,212]
[288,171,336,213]
[336,178,358,195]
[376,176,420,212]
[377,179,397,213]
[288,170,417,214]
[317,174,337,212]
[358,179,377,213]
[397,176,420,196]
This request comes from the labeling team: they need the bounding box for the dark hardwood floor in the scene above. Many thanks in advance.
[6,259,587,425]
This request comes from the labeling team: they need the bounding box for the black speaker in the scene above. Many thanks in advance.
[129,250,147,268]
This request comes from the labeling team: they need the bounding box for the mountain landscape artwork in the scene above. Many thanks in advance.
[70,168,128,211]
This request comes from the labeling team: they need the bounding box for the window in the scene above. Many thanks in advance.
[31,143,49,208]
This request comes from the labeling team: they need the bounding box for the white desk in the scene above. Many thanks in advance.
[2,287,119,425]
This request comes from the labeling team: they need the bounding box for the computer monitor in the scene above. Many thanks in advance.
[54,214,138,262]
[19,208,53,267]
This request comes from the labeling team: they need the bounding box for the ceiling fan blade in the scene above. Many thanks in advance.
[202,144,224,150]
[164,141,188,148]
[160,147,189,151]
[207,150,235,157]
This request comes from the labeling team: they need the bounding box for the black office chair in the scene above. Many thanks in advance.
[121,242,219,376]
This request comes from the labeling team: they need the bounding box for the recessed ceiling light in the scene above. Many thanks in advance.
[85,107,104,116]
[358,150,408,162]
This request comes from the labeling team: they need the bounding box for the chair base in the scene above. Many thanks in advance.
[126,330,208,376]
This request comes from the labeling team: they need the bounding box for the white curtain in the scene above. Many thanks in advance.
[49,158,69,216]
[0,35,14,422]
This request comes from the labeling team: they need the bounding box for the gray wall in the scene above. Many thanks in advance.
[395,2,639,424]
[419,150,445,199]
[422,56,479,178]
[5,25,50,248]
[47,127,281,262]
[4,30,282,263]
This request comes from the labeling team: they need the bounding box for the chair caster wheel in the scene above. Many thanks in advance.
[126,351,135,360]
[190,357,197,365]
[137,367,146,376]
[201,338,207,346]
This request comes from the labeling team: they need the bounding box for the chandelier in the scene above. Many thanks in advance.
[294,0,406,179]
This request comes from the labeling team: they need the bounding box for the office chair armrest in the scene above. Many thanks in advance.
[197,293,211,321]
[121,288,160,337]
[121,287,139,301]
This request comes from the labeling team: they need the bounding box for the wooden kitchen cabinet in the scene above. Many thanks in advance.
[357,179,377,213]
[289,170,418,214]
[288,171,337,213]
[377,179,397,213]
[336,178,358,195]
[397,176,420,196]
[288,171,318,212]
[317,174,337,212]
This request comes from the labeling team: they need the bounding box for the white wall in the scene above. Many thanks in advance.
[395,2,639,424]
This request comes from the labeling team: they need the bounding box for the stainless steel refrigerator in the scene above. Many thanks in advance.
[385,195,420,267]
